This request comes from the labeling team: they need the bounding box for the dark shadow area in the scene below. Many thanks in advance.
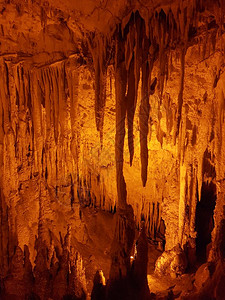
[195,182,216,263]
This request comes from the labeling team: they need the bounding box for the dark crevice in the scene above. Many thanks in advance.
[195,181,216,263]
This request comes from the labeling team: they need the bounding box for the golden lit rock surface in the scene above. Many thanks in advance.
[1,0,225,299]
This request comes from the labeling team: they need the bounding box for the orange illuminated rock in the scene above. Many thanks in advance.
[0,0,225,299]
[155,244,187,278]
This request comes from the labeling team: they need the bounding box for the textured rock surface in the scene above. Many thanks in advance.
[1,0,225,299]
[155,243,187,278]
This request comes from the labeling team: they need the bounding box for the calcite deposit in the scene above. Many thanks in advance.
[1,0,225,299]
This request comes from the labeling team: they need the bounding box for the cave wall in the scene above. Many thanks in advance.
[1,0,225,298]
[1,35,224,259]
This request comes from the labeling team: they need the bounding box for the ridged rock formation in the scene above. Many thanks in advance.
[1,0,225,299]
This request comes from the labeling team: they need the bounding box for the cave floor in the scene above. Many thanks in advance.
[68,207,195,299]
[73,207,182,297]
[148,273,194,299]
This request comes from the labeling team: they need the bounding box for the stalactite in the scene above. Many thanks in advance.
[140,34,151,187]
[88,35,108,145]
[58,63,66,139]
[66,64,79,163]
[15,65,26,108]
[115,29,127,209]
[52,67,59,144]
[174,47,186,144]
[132,12,142,140]
[31,71,43,172]
[123,12,143,167]
[140,200,163,240]
[43,68,51,133]
[126,58,135,166]
[0,59,10,132]
[158,9,168,99]
[124,19,136,166]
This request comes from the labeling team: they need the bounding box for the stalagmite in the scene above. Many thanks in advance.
[23,245,34,295]
[132,222,150,299]
[34,238,50,299]
[91,270,106,300]
[69,249,87,299]
[107,204,135,300]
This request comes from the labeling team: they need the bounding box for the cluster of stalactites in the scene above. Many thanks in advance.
[0,57,80,187]
[91,0,221,190]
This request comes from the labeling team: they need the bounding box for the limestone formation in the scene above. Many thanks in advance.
[155,244,187,278]
[0,0,225,299]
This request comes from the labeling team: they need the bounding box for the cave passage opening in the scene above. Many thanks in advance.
[195,181,216,263]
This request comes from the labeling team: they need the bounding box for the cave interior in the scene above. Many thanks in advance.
[1,0,225,299]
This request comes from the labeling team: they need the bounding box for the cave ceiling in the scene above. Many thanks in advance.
[1,0,223,61]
